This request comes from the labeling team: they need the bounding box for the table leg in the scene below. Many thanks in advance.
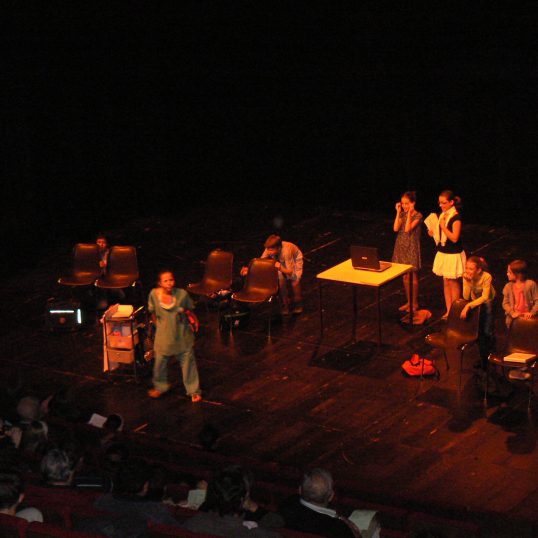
[352,286,357,342]
[319,281,324,337]
[377,287,382,349]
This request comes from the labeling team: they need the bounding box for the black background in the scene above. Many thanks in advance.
[3,3,537,273]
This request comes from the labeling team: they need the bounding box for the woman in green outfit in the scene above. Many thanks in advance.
[147,270,202,402]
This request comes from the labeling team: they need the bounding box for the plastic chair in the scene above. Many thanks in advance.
[187,250,233,309]
[58,244,101,287]
[425,299,481,400]
[485,317,538,409]
[95,245,139,289]
[232,258,279,336]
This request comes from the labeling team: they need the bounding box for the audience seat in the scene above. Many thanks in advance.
[148,522,223,538]
[26,521,104,538]
[379,530,411,538]
[279,529,327,538]
[0,512,28,538]
[408,511,481,538]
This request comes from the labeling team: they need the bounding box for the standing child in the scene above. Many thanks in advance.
[147,270,202,402]
[392,191,422,312]
[429,190,466,319]
[460,256,496,368]
[502,259,538,327]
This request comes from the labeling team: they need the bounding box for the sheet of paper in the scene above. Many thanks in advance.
[348,509,379,537]
[424,212,440,245]
[87,413,107,428]
[112,305,134,318]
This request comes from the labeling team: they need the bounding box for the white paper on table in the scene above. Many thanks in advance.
[424,212,440,245]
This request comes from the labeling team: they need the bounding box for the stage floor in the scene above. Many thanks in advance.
[1,205,537,531]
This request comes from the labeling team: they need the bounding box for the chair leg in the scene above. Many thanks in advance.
[528,372,534,411]
[458,349,465,405]
[267,300,272,338]
[484,360,489,405]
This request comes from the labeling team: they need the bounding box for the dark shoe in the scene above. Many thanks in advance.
[292,303,304,314]
[281,305,290,316]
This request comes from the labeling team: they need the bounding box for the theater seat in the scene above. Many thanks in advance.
[0,512,27,538]
[26,521,104,538]
[148,521,223,538]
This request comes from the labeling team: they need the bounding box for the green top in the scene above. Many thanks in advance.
[148,288,194,355]
[463,271,496,309]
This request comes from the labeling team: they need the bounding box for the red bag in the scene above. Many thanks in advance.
[402,354,438,377]
[184,309,199,333]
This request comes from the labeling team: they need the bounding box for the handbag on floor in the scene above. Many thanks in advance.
[402,353,439,378]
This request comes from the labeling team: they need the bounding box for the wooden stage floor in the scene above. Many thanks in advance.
[1,205,537,533]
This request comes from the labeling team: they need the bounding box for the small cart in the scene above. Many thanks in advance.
[102,304,148,382]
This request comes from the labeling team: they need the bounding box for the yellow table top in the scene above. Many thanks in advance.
[316,259,413,287]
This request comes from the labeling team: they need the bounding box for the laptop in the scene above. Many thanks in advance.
[351,246,392,272]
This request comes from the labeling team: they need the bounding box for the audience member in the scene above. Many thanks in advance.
[41,448,74,487]
[182,467,282,537]
[0,466,43,523]
[16,396,41,425]
[198,423,220,451]
[278,468,380,538]
[19,421,49,473]
[77,458,181,537]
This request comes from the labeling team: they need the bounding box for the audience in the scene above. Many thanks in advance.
[0,380,517,537]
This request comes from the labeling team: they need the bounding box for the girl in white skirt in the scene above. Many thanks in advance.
[429,190,466,319]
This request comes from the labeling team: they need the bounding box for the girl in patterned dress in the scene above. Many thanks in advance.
[392,191,423,312]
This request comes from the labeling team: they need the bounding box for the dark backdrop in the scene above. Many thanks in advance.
[3,4,536,274]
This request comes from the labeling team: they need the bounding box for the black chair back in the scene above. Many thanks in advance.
[106,246,139,281]
[58,243,101,286]
[506,317,538,355]
[445,298,481,345]
[203,249,233,290]
[243,258,279,299]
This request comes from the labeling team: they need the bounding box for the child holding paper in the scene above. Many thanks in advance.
[427,190,466,319]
